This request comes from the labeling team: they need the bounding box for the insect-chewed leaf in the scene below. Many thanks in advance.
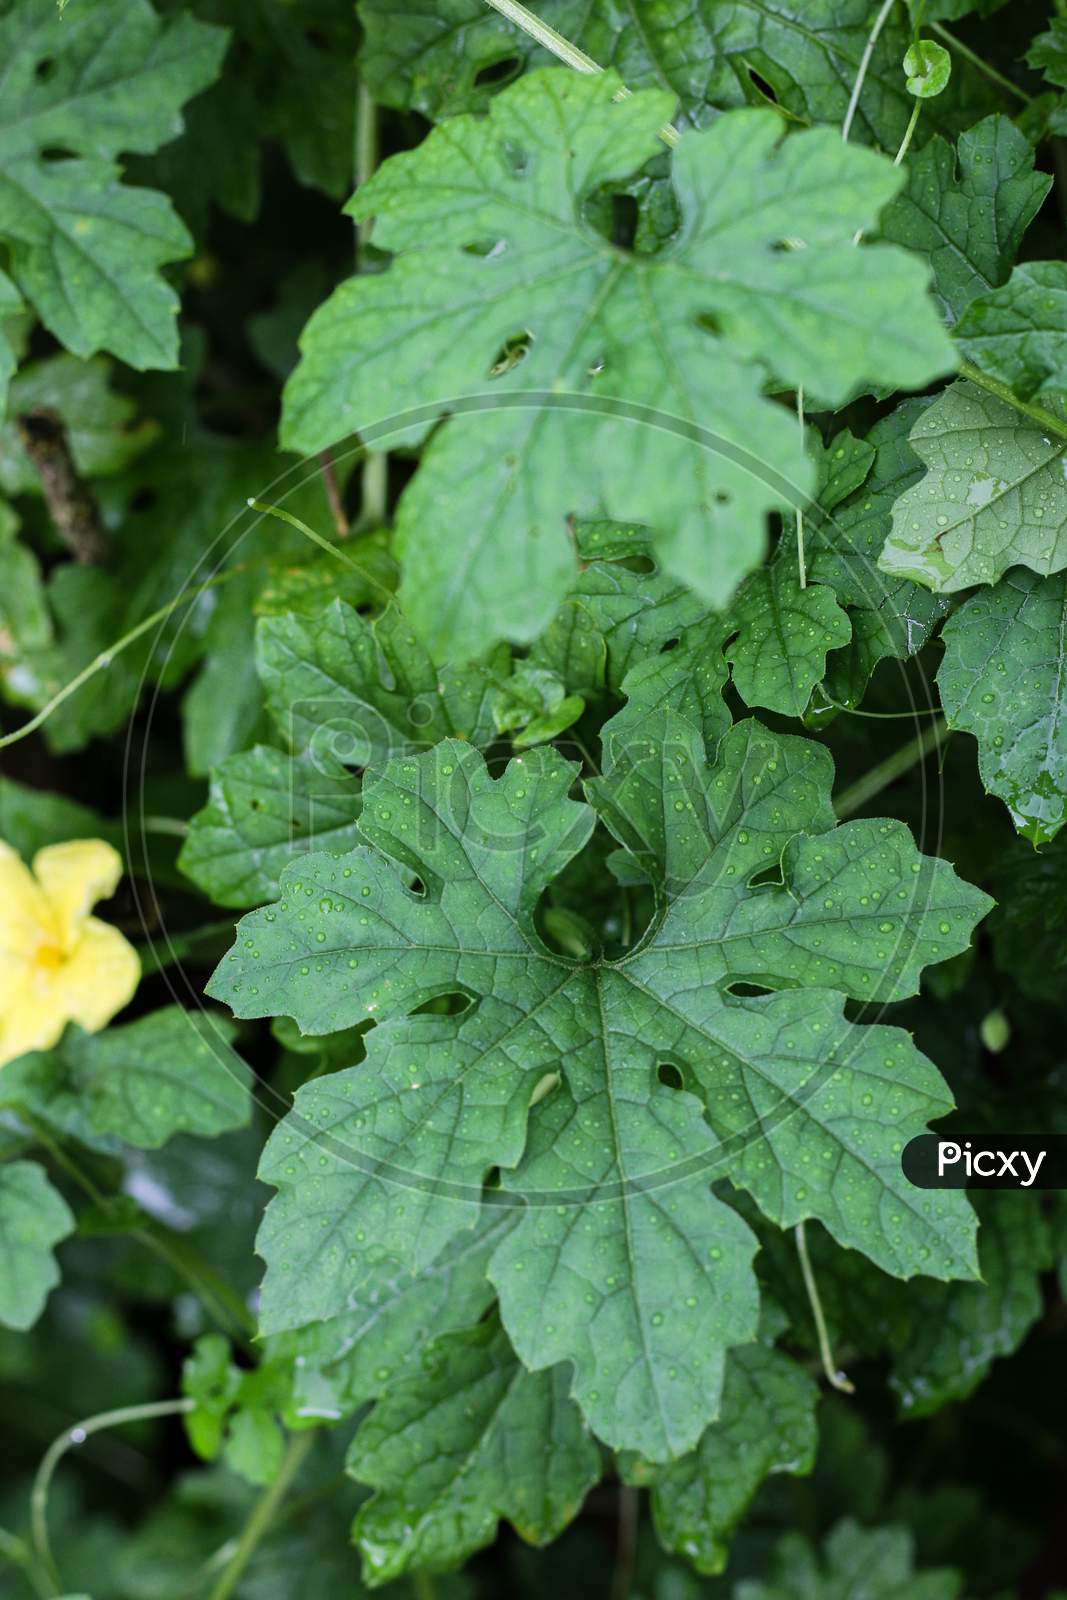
[359,0,991,151]
[210,707,989,1458]
[282,71,953,657]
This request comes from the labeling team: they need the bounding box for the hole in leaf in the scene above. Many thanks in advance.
[747,863,782,889]
[474,54,521,89]
[745,66,780,105]
[34,56,56,80]
[611,192,639,251]
[411,990,472,1017]
[129,487,159,513]
[725,980,775,997]
[40,146,77,163]
[489,330,532,378]
[657,1062,684,1089]
[502,139,529,177]
[462,238,507,258]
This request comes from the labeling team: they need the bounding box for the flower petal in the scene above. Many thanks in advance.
[0,841,48,1041]
[0,968,69,1067]
[48,917,140,1036]
[33,840,125,952]
[0,840,51,958]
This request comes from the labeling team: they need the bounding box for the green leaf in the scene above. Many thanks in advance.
[605,624,731,756]
[0,774,117,860]
[954,262,1067,403]
[285,1207,513,1422]
[903,40,952,99]
[78,1008,250,1148]
[256,600,503,760]
[879,115,1050,323]
[283,72,954,657]
[357,0,721,123]
[348,1319,600,1585]
[880,381,1067,592]
[0,1160,75,1330]
[0,268,20,412]
[890,1193,1051,1417]
[1027,17,1067,131]
[724,560,852,718]
[0,0,226,366]
[808,405,950,705]
[625,1344,818,1575]
[357,0,992,150]
[180,747,363,909]
[938,568,1067,843]
[989,831,1067,1003]
[704,1,991,146]
[0,505,64,711]
[6,1008,250,1150]
[0,354,159,494]
[530,523,709,694]
[210,720,987,1456]
[736,1518,962,1600]
[223,1407,286,1487]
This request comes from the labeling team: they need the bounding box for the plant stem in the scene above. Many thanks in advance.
[207,1431,317,1600]
[854,98,922,244]
[930,21,1032,104]
[135,1220,257,1344]
[893,97,922,167]
[834,715,949,819]
[19,1116,256,1343]
[480,0,680,146]
[248,499,395,603]
[795,1222,855,1395]
[412,1572,437,1600]
[319,448,350,538]
[355,83,389,531]
[20,1115,107,1205]
[795,384,806,588]
[17,410,109,564]
[0,566,242,752]
[32,1398,195,1589]
[610,1484,638,1600]
[0,1525,50,1600]
[957,358,1067,443]
[135,917,239,977]
[841,0,897,143]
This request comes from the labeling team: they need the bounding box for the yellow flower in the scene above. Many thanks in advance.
[0,838,140,1068]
